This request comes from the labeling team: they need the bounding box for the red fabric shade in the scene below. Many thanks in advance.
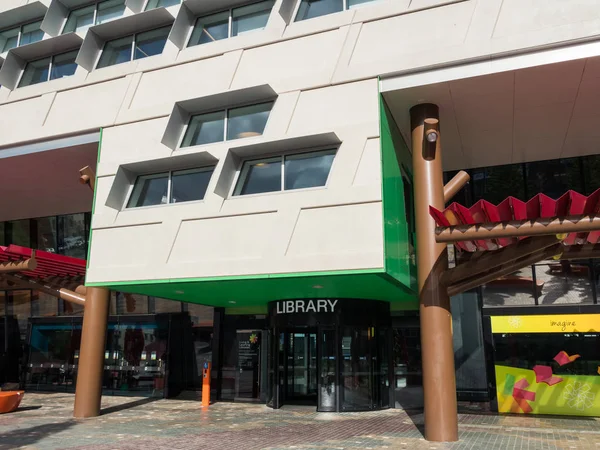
[0,245,86,279]
[429,188,600,252]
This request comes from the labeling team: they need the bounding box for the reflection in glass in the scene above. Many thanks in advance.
[232,1,274,37]
[58,213,88,259]
[127,173,169,208]
[50,51,78,80]
[20,21,44,46]
[19,57,51,87]
[235,157,281,196]
[116,292,149,314]
[341,327,372,410]
[319,329,336,411]
[0,222,5,246]
[348,0,377,8]
[36,216,57,253]
[296,0,343,21]
[227,102,272,140]
[0,27,20,52]
[11,290,31,339]
[63,5,95,33]
[534,259,594,305]
[170,168,213,203]
[181,111,225,147]
[145,0,180,10]
[188,11,229,47]
[8,219,30,247]
[526,158,582,199]
[134,26,171,60]
[284,150,335,191]
[97,35,133,68]
[152,297,182,313]
[471,164,525,204]
[482,266,536,307]
[97,0,126,24]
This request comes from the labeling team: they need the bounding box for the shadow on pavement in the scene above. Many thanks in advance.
[0,420,77,449]
[15,405,43,412]
[100,397,160,415]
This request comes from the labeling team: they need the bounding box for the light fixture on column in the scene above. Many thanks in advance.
[423,118,440,160]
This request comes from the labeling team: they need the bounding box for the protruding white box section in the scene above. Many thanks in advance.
[0,32,82,89]
[128,51,241,111]
[43,76,130,133]
[287,203,383,257]
[124,0,145,14]
[228,131,340,159]
[90,222,164,268]
[161,84,276,150]
[76,6,174,70]
[169,212,277,263]
[350,1,474,67]
[287,79,379,136]
[0,1,47,30]
[353,138,381,187]
[492,0,600,39]
[230,28,345,91]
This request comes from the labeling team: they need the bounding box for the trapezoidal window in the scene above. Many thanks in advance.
[0,20,44,53]
[295,0,377,21]
[187,1,274,47]
[62,0,126,34]
[126,167,214,208]
[180,101,273,148]
[96,25,171,69]
[18,49,79,88]
[233,149,336,196]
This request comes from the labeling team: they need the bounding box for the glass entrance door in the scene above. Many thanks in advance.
[285,330,317,403]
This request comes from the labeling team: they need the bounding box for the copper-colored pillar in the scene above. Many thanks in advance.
[73,287,110,418]
[410,103,458,442]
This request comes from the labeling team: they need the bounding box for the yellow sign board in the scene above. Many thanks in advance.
[491,314,600,334]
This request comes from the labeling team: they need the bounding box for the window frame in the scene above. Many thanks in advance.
[125,166,215,210]
[95,24,172,69]
[144,0,181,11]
[0,18,44,53]
[293,0,376,22]
[17,49,79,88]
[178,100,274,149]
[186,0,275,48]
[61,0,126,35]
[231,147,337,198]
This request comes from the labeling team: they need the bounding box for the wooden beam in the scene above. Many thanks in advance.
[436,215,600,243]
[79,166,96,192]
[2,273,85,306]
[447,244,562,297]
[0,251,36,273]
[443,171,470,204]
[442,235,563,286]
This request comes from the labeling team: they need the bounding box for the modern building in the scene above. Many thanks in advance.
[1,0,600,441]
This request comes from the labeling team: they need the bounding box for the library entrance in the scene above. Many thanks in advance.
[267,299,392,412]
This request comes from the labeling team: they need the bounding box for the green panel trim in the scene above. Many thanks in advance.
[85,128,103,271]
[379,94,417,292]
[85,268,385,288]
[87,271,417,309]
[225,305,268,315]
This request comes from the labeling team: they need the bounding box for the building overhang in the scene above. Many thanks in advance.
[381,40,600,170]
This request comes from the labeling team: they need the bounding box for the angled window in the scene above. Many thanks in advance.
[127,167,214,208]
[234,149,336,196]
[96,25,171,68]
[0,20,44,53]
[63,0,126,34]
[145,0,181,11]
[18,50,78,88]
[187,1,274,48]
[295,0,377,21]
[181,101,273,148]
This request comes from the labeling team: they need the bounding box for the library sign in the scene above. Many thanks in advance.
[275,299,338,314]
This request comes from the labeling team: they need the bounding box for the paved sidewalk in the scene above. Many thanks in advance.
[0,393,599,449]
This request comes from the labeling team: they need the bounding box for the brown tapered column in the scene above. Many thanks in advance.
[74,287,110,418]
[411,104,458,442]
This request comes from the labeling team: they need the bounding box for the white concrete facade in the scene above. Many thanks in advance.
[1,0,600,286]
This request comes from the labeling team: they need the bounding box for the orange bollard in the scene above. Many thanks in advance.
[201,362,211,408]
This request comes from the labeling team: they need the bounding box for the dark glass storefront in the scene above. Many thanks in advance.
[267,299,391,412]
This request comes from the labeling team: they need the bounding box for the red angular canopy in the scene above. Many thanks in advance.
[0,244,86,279]
[429,188,600,252]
